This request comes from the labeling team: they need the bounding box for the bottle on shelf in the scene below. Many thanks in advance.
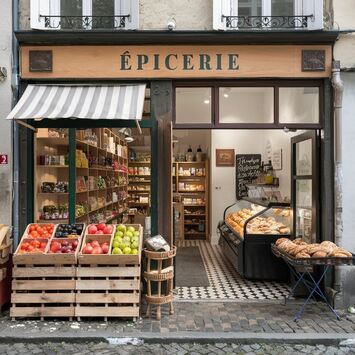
[196,145,203,162]
[265,159,274,185]
[186,145,194,162]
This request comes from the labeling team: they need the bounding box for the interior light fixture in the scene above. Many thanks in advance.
[204,99,210,104]
[223,93,229,98]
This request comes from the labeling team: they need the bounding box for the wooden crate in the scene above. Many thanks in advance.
[10,264,76,320]
[75,224,143,321]
[0,225,11,266]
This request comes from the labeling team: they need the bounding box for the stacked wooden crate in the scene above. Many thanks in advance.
[75,224,143,321]
[10,223,84,320]
[0,225,12,312]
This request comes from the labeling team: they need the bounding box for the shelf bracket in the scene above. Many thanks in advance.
[136,120,142,135]
[15,119,37,132]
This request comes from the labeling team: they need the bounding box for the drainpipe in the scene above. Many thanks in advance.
[12,0,20,245]
[331,60,344,305]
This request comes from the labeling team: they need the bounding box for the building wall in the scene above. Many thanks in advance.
[0,0,13,227]
[18,0,212,30]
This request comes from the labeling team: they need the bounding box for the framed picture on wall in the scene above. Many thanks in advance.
[216,149,235,167]
[272,149,283,170]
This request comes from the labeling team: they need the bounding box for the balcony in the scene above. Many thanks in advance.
[223,15,313,30]
[40,15,130,30]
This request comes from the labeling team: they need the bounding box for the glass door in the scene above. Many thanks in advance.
[291,131,319,243]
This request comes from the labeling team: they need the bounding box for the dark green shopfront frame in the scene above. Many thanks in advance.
[25,118,158,236]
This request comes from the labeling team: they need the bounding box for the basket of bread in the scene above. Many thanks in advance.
[272,238,354,266]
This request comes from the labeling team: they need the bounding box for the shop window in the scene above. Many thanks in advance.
[219,87,274,124]
[279,87,319,124]
[175,88,212,125]
[31,0,139,30]
[213,0,323,30]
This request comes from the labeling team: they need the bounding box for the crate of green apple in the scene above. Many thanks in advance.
[78,223,143,265]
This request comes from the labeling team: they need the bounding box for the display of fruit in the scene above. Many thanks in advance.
[18,239,48,254]
[55,224,84,238]
[82,240,109,255]
[48,239,79,254]
[26,224,55,239]
[87,224,113,235]
[112,224,140,255]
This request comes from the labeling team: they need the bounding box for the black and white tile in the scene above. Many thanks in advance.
[175,240,291,301]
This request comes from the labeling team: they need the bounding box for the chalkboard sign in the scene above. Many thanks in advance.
[236,154,262,199]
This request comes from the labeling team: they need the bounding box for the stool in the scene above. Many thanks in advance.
[143,246,176,320]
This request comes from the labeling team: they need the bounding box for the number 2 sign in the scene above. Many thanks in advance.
[0,155,8,165]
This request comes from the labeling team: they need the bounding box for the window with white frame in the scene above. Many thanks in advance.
[213,0,323,30]
[31,0,139,30]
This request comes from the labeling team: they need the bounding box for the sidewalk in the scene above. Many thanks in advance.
[1,301,355,345]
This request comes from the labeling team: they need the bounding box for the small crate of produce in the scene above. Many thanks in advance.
[76,223,143,321]
[10,223,84,320]
[0,225,12,267]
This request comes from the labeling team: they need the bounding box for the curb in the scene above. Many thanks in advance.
[0,332,354,346]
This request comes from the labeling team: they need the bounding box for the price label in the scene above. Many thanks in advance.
[0,155,8,165]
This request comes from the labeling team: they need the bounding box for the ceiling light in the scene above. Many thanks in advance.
[223,93,229,98]
[204,99,210,104]
[125,136,134,143]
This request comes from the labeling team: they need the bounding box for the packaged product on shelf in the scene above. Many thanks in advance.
[145,235,170,252]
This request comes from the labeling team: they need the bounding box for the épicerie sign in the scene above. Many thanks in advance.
[21,45,332,79]
[119,51,239,72]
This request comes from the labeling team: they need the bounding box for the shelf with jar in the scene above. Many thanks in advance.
[172,159,209,241]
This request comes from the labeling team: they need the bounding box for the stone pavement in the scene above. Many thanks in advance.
[1,301,355,343]
[0,341,354,355]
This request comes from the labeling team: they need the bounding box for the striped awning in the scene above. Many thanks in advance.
[6,84,146,121]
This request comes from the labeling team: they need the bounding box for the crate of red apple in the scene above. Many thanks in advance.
[14,223,85,265]
[78,223,143,265]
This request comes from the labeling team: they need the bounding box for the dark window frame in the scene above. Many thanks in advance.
[173,79,324,129]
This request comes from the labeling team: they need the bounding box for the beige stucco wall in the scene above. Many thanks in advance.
[18,0,213,30]
[333,0,355,69]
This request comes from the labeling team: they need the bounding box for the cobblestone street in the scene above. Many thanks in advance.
[0,341,354,355]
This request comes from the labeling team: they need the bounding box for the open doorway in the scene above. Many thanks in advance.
[173,128,319,301]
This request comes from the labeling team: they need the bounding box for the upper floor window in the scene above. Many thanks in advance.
[213,0,323,30]
[31,0,139,30]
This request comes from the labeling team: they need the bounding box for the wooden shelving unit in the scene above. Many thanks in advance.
[34,128,129,225]
[173,161,209,240]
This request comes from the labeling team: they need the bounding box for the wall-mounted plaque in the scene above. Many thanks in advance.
[29,50,53,72]
[302,50,325,72]
[216,149,235,167]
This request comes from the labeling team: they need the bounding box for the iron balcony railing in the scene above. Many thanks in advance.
[223,15,313,29]
[39,15,130,30]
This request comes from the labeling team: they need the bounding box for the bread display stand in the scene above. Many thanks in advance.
[143,247,176,320]
[272,243,355,322]
[219,198,292,281]
[75,224,143,321]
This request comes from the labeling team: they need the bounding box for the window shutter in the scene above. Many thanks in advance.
[213,0,230,31]
[304,0,323,30]
[116,0,139,30]
[30,0,49,29]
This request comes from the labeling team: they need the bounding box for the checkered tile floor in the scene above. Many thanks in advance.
[175,240,291,301]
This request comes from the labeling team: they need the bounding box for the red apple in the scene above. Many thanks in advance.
[102,244,109,254]
[88,225,98,234]
[103,226,112,234]
[95,230,103,235]
[91,240,100,248]
[72,240,78,248]
[97,223,106,231]
[82,245,93,254]
[92,246,103,254]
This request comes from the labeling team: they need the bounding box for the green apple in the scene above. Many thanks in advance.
[114,236,123,244]
[131,248,138,255]
[123,236,131,243]
[131,241,139,249]
[133,231,140,238]
[112,247,123,255]
[132,236,139,243]
[125,231,133,238]
[115,231,124,238]
[127,226,135,233]
[117,224,126,233]
[112,240,120,248]
[123,246,131,255]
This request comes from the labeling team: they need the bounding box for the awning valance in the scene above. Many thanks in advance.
[6,84,146,121]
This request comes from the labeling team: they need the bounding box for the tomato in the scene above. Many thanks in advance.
[29,225,36,232]
[21,242,29,250]
[27,245,34,252]
[30,231,39,238]
[40,242,47,249]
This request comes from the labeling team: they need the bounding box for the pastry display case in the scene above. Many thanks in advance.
[218,198,292,281]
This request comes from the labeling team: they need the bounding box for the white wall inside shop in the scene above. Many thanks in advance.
[173,130,211,159]
[0,0,13,227]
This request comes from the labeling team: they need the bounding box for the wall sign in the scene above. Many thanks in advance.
[272,149,283,170]
[29,50,53,72]
[216,149,235,167]
[302,50,325,72]
[0,155,8,165]
[21,45,332,79]
[236,154,261,199]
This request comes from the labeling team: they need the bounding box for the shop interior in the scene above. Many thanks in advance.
[172,128,315,301]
